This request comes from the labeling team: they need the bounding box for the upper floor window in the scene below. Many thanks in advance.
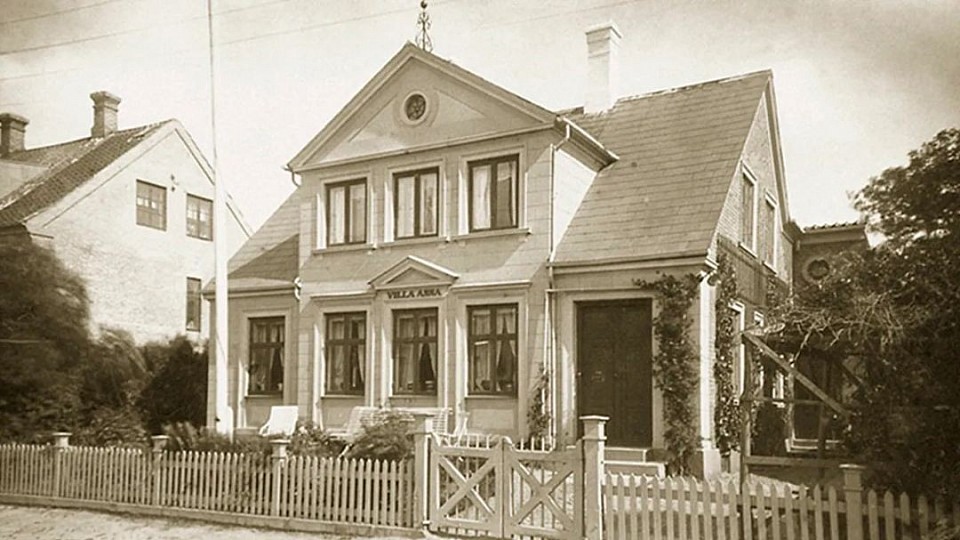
[248,317,284,395]
[393,308,438,395]
[136,180,166,230]
[185,277,201,332]
[327,179,366,246]
[326,312,365,395]
[740,171,756,251]
[468,304,518,395]
[395,168,439,239]
[761,198,777,267]
[469,155,518,232]
[186,195,213,240]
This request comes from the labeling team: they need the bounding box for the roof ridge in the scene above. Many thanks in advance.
[9,120,171,157]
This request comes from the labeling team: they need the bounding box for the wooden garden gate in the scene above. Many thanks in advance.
[428,436,582,540]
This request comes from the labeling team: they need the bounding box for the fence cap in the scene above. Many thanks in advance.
[839,463,867,471]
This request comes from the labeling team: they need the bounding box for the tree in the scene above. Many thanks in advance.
[0,240,90,441]
[138,336,208,433]
[768,128,960,499]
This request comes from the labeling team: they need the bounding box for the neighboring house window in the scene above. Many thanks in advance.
[136,180,166,230]
[186,195,213,240]
[248,317,284,395]
[740,172,756,250]
[393,308,438,395]
[469,155,518,231]
[326,312,365,395]
[468,304,518,395]
[185,277,201,332]
[394,168,439,239]
[326,179,366,246]
[762,198,777,267]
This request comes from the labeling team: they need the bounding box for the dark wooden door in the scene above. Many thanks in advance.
[577,300,653,447]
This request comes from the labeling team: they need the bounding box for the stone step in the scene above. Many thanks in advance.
[605,459,667,478]
[605,447,651,462]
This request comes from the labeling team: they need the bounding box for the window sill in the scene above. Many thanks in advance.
[313,243,375,255]
[738,242,757,258]
[465,394,518,400]
[321,394,365,399]
[451,227,530,243]
[245,393,282,400]
[187,235,213,242]
[380,235,446,249]
[762,261,778,273]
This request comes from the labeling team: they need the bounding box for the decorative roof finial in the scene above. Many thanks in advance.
[415,0,433,53]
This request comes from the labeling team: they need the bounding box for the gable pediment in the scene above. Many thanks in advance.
[369,255,459,290]
[289,44,555,170]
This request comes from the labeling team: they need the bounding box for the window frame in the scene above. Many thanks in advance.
[392,307,439,396]
[324,312,367,396]
[247,316,285,396]
[136,180,167,230]
[468,154,520,232]
[739,166,758,253]
[185,277,202,332]
[467,303,519,396]
[393,167,440,240]
[729,301,746,396]
[761,194,778,269]
[325,178,367,246]
[186,194,213,240]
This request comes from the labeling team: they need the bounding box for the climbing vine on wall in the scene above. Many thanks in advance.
[713,253,742,455]
[527,365,550,440]
[638,274,700,475]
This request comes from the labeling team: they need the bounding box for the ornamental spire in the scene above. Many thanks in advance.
[415,0,433,53]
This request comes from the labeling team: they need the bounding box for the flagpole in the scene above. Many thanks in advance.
[207,0,232,435]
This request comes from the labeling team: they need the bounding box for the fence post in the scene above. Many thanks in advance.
[270,439,289,517]
[581,415,608,540]
[51,432,71,498]
[410,411,434,529]
[841,464,866,540]
[150,435,169,506]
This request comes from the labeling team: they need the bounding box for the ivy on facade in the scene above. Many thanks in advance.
[526,365,550,439]
[638,274,700,474]
[713,253,742,455]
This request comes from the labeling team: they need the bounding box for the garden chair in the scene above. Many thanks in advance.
[258,405,299,436]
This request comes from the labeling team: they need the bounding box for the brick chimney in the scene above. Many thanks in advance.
[584,23,622,114]
[0,113,28,157]
[90,91,121,138]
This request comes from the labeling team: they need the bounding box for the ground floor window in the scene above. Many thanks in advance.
[185,277,201,331]
[248,317,284,395]
[468,304,518,395]
[393,308,438,395]
[326,312,365,395]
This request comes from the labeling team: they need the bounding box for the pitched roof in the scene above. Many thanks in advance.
[553,71,772,265]
[0,122,168,227]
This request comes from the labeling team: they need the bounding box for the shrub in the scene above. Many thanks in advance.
[289,420,344,457]
[72,406,148,448]
[344,410,415,461]
[160,421,274,455]
[139,336,207,434]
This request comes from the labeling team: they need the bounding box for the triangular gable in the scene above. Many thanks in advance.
[369,255,459,290]
[288,43,556,170]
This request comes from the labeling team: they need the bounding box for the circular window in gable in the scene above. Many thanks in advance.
[404,93,428,123]
[805,258,831,282]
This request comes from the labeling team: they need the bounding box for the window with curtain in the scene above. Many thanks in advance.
[394,168,438,239]
[326,312,366,395]
[469,155,518,232]
[248,317,284,395]
[326,179,366,246]
[393,308,438,395]
[740,172,756,250]
[186,194,213,240]
[468,304,518,395]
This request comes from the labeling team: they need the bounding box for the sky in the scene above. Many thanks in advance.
[1,0,958,230]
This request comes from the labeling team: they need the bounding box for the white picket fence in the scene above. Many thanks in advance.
[0,441,414,528]
[604,473,959,540]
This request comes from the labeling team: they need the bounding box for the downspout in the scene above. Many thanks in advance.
[545,121,571,440]
[285,165,301,187]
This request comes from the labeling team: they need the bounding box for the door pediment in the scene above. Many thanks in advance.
[369,255,459,291]
[288,44,554,170]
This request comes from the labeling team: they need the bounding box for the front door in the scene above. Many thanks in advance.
[577,299,653,447]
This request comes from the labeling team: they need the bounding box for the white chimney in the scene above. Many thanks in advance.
[584,22,622,114]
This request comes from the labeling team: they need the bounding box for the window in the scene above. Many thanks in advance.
[327,179,366,246]
[248,317,284,395]
[740,172,756,250]
[468,304,518,395]
[469,155,518,231]
[186,278,201,332]
[762,198,777,267]
[393,308,438,394]
[186,195,213,240]
[326,313,366,395]
[136,180,166,230]
[394,168,438,239]
[731,304,746,395]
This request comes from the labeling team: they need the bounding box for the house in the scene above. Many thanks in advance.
[210,24,797,476]
[0,92,252,343]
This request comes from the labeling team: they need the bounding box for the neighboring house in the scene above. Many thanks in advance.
[210,24,797,476]
[0,92,251,343]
